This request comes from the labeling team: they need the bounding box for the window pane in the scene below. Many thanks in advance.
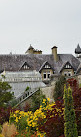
[44,74,46,79]
[48,74,50,78]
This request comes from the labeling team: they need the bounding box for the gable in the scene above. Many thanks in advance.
[39,61,54,73]
[60,62,74,73]
[19,62,31,71]
[64,62,72,69]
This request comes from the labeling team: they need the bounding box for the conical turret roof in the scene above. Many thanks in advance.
[27,44,34,50]
[75,44,81,54]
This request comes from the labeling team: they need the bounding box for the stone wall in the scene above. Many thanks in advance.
[41,85,55,102]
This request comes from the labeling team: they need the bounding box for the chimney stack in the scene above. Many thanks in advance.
[52,46,58,62]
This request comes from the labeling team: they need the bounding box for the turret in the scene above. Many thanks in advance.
[25,45,42,54]
[25,45,34,54]
[75,44,81,57]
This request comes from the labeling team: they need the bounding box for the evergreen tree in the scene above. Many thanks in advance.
[53,76,66,101]
[64,86,78,137]
[0,81,13,107]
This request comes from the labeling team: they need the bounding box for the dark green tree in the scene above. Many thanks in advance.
[64,86,78,137]
[0,81,13,107]
[53,76,66,101]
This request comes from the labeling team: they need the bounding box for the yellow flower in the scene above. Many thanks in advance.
[47,98,50,101]
[13,114,16,117]
[15,110,20,114]
[15,117,18,122]
[19,116,22,119]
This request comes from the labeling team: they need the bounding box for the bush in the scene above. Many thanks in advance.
[0,106,16,125]
[9,98,64,137]
[2,122,16,137]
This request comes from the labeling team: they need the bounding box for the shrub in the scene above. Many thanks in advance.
[2,122,16,137]
[9,98,64,137]
[0,106,16,125]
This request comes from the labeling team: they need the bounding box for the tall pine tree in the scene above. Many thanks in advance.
[64,86,78,137]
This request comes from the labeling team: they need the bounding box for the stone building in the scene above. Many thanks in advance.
[0,44,80,81]
[0,44,81,103]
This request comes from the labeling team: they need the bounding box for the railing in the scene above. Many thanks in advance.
[14,88,39,107]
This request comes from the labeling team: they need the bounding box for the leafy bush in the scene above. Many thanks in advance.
[0,106,16,125]
[9,98,64,137]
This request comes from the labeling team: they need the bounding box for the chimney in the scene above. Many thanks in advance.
[52,46,58,62]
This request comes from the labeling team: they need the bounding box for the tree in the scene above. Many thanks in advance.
[53,76,66,101]
[64,86,78,137]
[67,78,81,135]
[0,81,13,107]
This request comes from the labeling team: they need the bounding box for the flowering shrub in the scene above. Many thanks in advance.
[9,98,64,137]
[37,99,64,137]
[0,106,16,125]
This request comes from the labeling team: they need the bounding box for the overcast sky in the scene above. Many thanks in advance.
[0,0,81,55]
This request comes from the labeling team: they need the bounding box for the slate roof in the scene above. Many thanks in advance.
[76,63,81,73]
[0,53,80,74]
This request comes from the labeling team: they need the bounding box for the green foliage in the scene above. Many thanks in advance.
[30,89,46,112]
[0,125,2,133]
[25,86,29,92]
[9,98,18,107]
[0,81,13,107]
[53,76,66,101]
[64,86,78,137]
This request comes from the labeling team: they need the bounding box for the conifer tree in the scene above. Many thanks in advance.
[0,81,13,107]
[64,86,78,137]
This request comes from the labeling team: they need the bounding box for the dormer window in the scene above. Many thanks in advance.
[23,65,29,69]
[44,65,50,68]
[65,64,71,68]
[20,62,30,71]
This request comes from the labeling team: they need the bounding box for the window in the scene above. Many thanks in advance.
[65,64,71,69]
[24,65,29,69]
[47,71,50,79]
[74,71,76,74]
[68,73,71,76]
[28,92,29,96]
[44,65,50,68]
[64,73,67,76]
[68,72,71,76]
[43,71,51,80]
[26,94,27,97]
[43,73,46,79]
[64,72,72,77]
